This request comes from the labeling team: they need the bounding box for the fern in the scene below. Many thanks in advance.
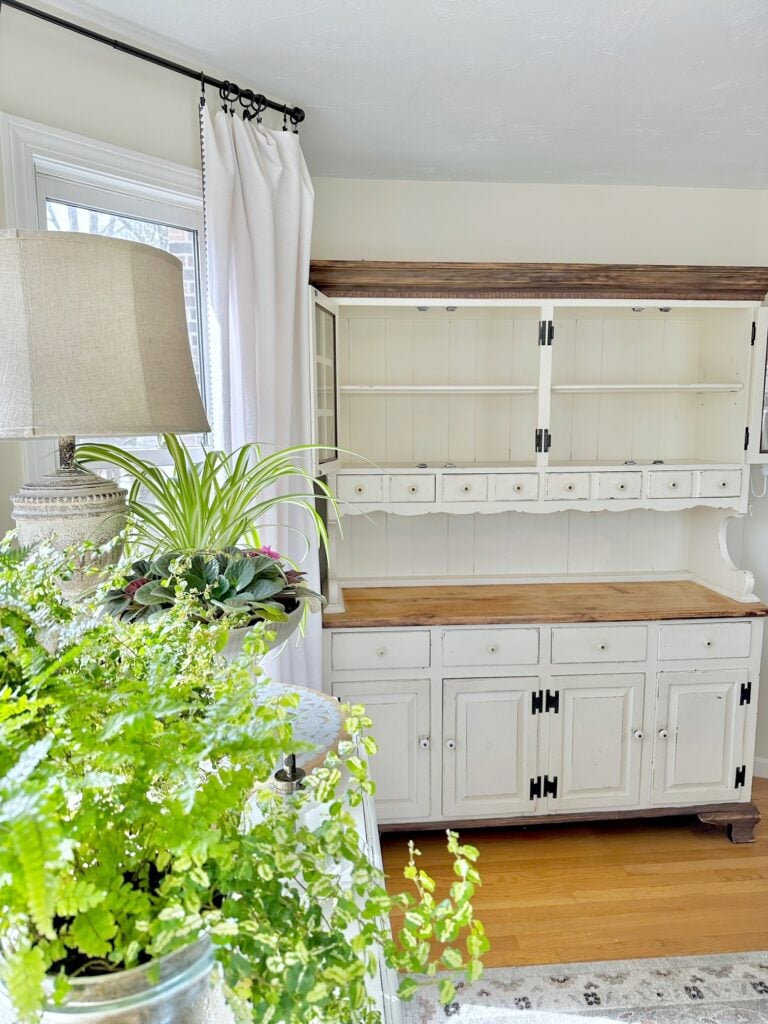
[1,945,46,1023]
[12,817,57,940]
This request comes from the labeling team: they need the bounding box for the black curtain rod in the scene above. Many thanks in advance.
[1,0,306,124]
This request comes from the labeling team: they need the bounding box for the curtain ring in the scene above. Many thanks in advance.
[199,70,206,108]
[282,110,288,132]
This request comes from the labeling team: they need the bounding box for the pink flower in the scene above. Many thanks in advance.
[247,545,281,560]
[125,577,149,597]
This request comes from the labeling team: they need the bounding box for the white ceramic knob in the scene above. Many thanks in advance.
[462,484,471,493]
[446,738,456,750]
[376,647,387,657]
[514,484,522,492]
[669,481,678,489]
[598,642,607,651]
[618,483,626,490]
[419,735,430,749]
[633,729,644,740]
[488,645,497,654]
[409,485,417,493]
[658,728,669,739]
[705,639,713,647]
[355,485,364,494]
[719,480,727,488]
[566,484,574,491]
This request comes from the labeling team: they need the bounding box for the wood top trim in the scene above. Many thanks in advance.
[322,581,768,629]
[309,260,768,301]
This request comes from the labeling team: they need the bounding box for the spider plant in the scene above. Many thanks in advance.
[76,434,337,559]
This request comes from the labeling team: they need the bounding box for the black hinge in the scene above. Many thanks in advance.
[751,322,757,346]
[739,680,752,706]
[735,764,747,789]
[745,427,750,451]
[538,320,555,346]
[532,689,560,715]
[535,428,552,454]
[529,774,558,800]
[543,775,558,798]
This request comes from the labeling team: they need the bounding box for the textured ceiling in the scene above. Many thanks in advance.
[45,0,768,186]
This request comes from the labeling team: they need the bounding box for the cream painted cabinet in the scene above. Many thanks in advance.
[331,678,431,822]
[652,670,750,805]
[441,676,539,818]
[547,673,645,812]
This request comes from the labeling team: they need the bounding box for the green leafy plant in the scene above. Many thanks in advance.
[0,542,488,1022]
[76,434,337,558]
[101,547,323,625]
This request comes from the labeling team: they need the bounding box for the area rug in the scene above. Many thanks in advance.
[403,950,768,1023]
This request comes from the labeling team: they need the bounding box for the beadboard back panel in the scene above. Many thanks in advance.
[334,509,694,583]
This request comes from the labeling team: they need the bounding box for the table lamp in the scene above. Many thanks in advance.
[0,230,210,557]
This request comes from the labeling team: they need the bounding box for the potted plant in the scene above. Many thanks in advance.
[76,434,336,558]
[0,542,488,1023]
[100,547,323,652]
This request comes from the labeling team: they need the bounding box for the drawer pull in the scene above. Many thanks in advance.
[658,728,669,739]
[376,647,388,658]
[669,481,678,489]
[461,484,471,493]
[633,729,644,740]
[617,483,626,490]
[408,485,418,493]
[514,484,523,492]
[705,639,713,647]
[419,735,430,750]
[719,480,727,488]
[355,485,364,495]
[566,483,574,491]
[597,642,607,651]
[446,738,456,750]
[487,645,497,654]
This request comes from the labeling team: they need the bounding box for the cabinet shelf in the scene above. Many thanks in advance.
[340,384,538,394]
[551,383,743,394]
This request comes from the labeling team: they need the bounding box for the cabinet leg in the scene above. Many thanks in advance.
[697,803,761,844]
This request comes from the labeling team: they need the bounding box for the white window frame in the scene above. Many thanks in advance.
[0,112,211,481]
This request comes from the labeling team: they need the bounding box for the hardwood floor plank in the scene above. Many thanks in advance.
[381,779,768,966]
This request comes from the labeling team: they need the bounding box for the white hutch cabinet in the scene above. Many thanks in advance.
[311,261,768,843]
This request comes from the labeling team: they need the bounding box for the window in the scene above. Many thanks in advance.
[0,113,211,476]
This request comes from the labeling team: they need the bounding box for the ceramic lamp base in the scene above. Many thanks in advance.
[11,465,127,594]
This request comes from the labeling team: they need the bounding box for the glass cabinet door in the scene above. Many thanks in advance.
[312,293,339,467]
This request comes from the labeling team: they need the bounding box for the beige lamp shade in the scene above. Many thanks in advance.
[0,230,210,438]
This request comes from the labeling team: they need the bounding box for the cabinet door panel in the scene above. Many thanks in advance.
[332,679,431,821]
[548,673,645,811]
[652,670,747,804]
[442,676,538,818]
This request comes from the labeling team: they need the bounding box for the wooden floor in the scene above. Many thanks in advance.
[381,778,768,968]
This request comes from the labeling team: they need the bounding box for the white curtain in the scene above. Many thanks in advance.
[202,105,320,689]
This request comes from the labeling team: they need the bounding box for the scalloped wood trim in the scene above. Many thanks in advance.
[309,261,768,300]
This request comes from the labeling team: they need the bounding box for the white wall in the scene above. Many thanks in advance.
[2,6,768,766]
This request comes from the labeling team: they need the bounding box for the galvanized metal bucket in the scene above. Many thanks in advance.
[0,938,233,1024]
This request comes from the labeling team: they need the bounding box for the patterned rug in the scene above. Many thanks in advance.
[403,951,768,1023]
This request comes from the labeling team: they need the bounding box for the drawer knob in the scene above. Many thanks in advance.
[617,483,626,491]
[355,485,364,495]
[488,645,498,654]
[461,484,471,493]
[704,639,713,647]
[658,728,669,739]
[409,485,418,493]
[419,735,430,750]
[446,738,456,750]
[719,481,727,488]
[633,729,644,740]
[597,642,607,651]
[514,484,523,492]
[566,483,574,491]
[376,647,388,657]
[669,481,678,489]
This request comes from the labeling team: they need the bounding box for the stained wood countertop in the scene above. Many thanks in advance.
[322,581,768,629]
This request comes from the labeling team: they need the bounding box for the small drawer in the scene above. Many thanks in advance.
[336,474,384,503]
[441,474,488,502]
[331,630,431,670]
[389,474,436,503]
[647,470,693,499]
[545,473,591,501]
[658,621,752,661]
[491,473,540,501]
[442,627,540,666]
[552,625,648,663]
[699,469,742,499]
[597,472,642,500]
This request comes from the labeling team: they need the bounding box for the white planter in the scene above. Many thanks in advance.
[0,938,232,1024]
[220,601,305,661]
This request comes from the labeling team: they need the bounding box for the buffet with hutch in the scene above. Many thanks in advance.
[309,261,768,843]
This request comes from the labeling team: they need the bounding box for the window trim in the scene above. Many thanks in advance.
[0,112,210,480]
